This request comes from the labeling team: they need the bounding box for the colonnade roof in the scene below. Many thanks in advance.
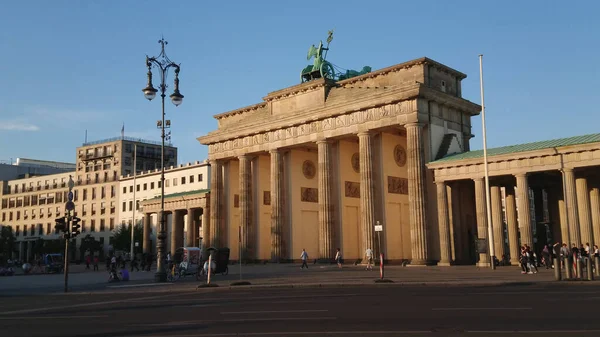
[431,133,600,165]
[143,189,209,202]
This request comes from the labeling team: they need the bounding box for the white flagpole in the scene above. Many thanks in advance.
[130,144,137,260]
[479,54,496,270]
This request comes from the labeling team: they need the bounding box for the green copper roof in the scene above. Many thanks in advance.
[144,189,210,202]
[432,133,600,163]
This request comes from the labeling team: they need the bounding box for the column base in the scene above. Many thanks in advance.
[437,261,452,267]
[510,260,520,266]
[409,259,428,266]
[476,262,492,268]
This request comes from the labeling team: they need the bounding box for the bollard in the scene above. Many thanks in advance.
[576,259,583,279]
[595,256,600,277]
[587,258,594,281]
[553,258,561,281]
[565,257,572,279]
[206,254,212,285]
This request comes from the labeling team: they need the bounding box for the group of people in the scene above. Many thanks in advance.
[299,247,376,270]
[519,242,600,275]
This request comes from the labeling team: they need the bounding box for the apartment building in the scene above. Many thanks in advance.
[0,136,178,261]
[119,160,210,253]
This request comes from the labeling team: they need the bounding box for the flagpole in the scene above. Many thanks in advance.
[479,54,496,270]
[130,144,137,260]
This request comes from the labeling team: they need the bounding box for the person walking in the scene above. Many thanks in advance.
[85,255,91,270]
[93,256,99,271]
[365,248,373,271]
[335,248,342,269]
[300,249,309,269]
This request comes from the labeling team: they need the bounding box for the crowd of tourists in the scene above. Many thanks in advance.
[518,242,600,275]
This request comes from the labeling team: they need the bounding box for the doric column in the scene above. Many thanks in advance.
[239,155,253,260]
[317,140,334,260]
[473,177,489,265]
[436,182,451,266]
[590,185,600,247]
[201,207,210,249]
[209,160,223,248]
[270,149,284,261]
[505,186,519,265]
[563,168,580,246]
[449,183,463,263]
[171,210,184,256]
[406,123,429,265]
[558,196,569,244]
[491,185,505,260]
[143,213,152,254]
[516,173,533,248]
[358,131,375,261]
[576,177,593,246]
[186,208,195,247]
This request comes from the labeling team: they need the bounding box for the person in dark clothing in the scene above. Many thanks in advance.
[542,245,551,269]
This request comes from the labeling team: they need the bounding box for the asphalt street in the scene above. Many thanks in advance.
[1,283,600,337]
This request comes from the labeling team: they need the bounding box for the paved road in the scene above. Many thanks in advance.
[1,283,599,337]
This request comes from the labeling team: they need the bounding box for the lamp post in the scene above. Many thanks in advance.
[142,37,184,282]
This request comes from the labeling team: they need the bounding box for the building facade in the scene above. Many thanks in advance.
[0,158,75,181]
[198,57,481,264]
[0,136,178,261]
[121,161,210,255]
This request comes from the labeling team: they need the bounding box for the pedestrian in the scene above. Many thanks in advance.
[85,255,91,270]
[365,248,373,271]
[140,253,146,272]
[300,249,308,269]
[146,254,152,271]
[542,245,551,269]
[520,246,529,274]
[93,256,99,271]
[110,255,117,271]
[335,248,342,269]
[131,256,139,272]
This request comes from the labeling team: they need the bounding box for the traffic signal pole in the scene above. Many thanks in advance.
[63,212,70,293]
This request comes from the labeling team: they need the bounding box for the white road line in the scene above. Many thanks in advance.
[432,307,532,311]
[145,331,431,336]
[130,317,338,327]
[474,291,600,295]
[0,291,194,315]
[221,309,328,315]
[0,314,108,320]
[107,283,173,289]
[188,293,357,307]
[467,330,600,334]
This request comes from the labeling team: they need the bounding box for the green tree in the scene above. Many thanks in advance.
[111,222,142,252]
[0,226,16,263]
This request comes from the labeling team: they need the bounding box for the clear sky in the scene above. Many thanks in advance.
[1,1,598,165]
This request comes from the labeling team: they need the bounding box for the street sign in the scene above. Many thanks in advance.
[65,201,75,211]
[375,225,383,232]
[135,242,139,247]
[67,191,73,202]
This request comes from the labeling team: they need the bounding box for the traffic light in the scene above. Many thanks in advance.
[71,217,81,237]
[55,217,67,233]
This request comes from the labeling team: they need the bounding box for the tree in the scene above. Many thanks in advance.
[79,235,102,260]
[0,226,16,264]
[111,222,142,253]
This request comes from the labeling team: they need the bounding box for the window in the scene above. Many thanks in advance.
[46,223,51,235]
[129,186,133,193]
[109,218,115,231]
[110,201,115,214]
[123,186,127,194]
[83,189,87,201]
[82,205,87,216]
[81,220,86,233]
[129,201,133,212]
[143,183,147,191]
[16,211,20,221]
[181,177,186,185]
[1,213,4,222]
[136,200,140,211]
[38,224,43,235]
[100,219,105,231]
[101,202,106,215]
[101,187,106,198]
[190,175,194,183]
[92,188,96,200]
[136,184,140,192]
[91,220,96,232]
[198,174,203,182]
[74,190,78,201]
[150,182,154,189]
[111,186,115,198]
[159,181,163,188]
[165,179,170,187]
[122,202,126,212]
[173,178,178,186]
[16,225,20,236]
[9,212,13,221]
[30,225,35,236]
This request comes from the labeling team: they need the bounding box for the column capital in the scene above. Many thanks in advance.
[435,181,447,187]
[472,176,484,182]
[514,172,529,178]
[357,131,373,138]
[405,122,424,129]
[562,167,574,173]
[238,154,250,160]
[269,148,281,155]
[316,139,332,145]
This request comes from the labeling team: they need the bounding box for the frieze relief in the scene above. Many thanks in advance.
[263,191,271,205]
[301,187,318,203]
[344,181,360,198]
[207,100,415,154]
[388,176,409,195]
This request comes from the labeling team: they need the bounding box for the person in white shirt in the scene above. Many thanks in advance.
[300,249,309,269]
[335,248,342,269]
[365,248,374,270]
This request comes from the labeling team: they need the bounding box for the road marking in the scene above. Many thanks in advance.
[0,315,108,320]
[432,307,532,311]
[0,291,194,315]
[474,291,600,295]
[131,317,338,327]
[221,309,328,315]
[188,293,357,307]
[467,330,600,334]
[150,331,431,336]
[107,283,173,289]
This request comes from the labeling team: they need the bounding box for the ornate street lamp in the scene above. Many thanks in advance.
[143,37,184,282]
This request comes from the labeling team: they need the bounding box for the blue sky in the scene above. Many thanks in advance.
[0,1,598,165]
